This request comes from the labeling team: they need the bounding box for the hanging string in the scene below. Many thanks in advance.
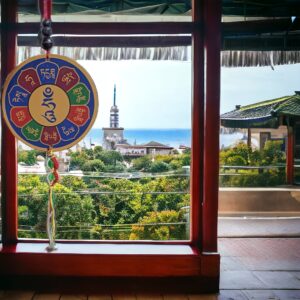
[39,0,53,59]
[45,149,59,251]
[38,0,56,251]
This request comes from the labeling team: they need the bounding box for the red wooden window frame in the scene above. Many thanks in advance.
[0,0,221,293]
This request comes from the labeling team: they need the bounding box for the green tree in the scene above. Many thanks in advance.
[105,161,126,173]
[131,155,152,171]
[226,155,247,166]
[61,175,87,190]
[82,159,106,172]
[93,146,103,157]
[97,150,123,165]
[18,150,37,165]
[150,161,170,173]
[169,159,183,170]
[18,175,96,239]
[130,210,186,240]
[262,140,285,165]
[69,151,89,170]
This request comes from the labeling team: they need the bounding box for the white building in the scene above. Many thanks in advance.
[116,141,173,157]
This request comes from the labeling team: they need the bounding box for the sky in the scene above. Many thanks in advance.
[80,59,300,129]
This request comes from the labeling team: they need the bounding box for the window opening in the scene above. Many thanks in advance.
[17,41,192,241]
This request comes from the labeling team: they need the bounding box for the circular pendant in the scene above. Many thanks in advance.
[2,54,98,151]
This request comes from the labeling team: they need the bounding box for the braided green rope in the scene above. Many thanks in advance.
[45,149,59,252]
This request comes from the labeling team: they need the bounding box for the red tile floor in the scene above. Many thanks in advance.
[218,217,300,299]
[219,237,300,299]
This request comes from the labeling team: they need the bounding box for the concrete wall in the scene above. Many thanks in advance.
[219,188,300,216]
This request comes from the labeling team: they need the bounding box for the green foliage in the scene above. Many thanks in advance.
[18,140,286,240]
[18,175,96,239]
[18,150,37,165]
[82,159,106,172]
[155,154,174,164]
[131,155,152,171]
[181,154,191,166]
[220,142,250,166]
[226,155,247,166]
[69,151,89,170]
[219,140,286,187]
[104,161,126,173]
[96,150,123,165]
[18,147,193,241]
[150,161,170,173]
[61,176,87,190]
[129,210,186,240]
[220,169,285,187]
[261,140,285,165]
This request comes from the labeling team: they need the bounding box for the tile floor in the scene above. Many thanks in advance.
[1,238,300,299]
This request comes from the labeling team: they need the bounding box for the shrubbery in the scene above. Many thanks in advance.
[220,141,286,187]
[18,174,190,240]
[17,140,287,240]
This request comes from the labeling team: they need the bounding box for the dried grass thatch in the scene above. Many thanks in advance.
[16,46,300,67]
[17,46,190,63]
[222,50,300,67]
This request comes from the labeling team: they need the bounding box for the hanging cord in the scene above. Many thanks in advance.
[38,0,53,59]
[45,149,59,252]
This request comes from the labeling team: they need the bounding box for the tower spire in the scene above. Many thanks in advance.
[110,84,119,128]
[113,84,116,106]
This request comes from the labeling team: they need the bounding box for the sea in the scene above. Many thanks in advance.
[83,128,244,149]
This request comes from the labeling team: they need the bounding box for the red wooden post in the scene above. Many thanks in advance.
[1,0,18,245]
[190,0,204,247]
[287,125,294,185]
[203,0,222,253]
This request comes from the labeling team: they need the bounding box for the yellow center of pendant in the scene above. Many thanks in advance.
[29,84,70,127]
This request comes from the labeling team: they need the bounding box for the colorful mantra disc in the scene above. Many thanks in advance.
[2,54,98,151]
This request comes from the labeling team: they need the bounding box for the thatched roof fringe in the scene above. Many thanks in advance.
[222,50,300,67]
[15,47,300,67]
[16,46,190,63]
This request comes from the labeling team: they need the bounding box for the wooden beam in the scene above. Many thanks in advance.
[203,0,221,253]
[1,0,18,245]
[190,0,204,248]
[6,18,300,36]
[287,125,294,185]
[4,22,194,35]
[222,2,300,17]
[223,35,300,51]
[17,34,300,51]
[222,18,296,36]
[13,18,300,51]
[18,35,192,48]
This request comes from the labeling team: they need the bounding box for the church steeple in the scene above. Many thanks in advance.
[113,84,116,106]
[102,84,125,150]
[110,84,119,128]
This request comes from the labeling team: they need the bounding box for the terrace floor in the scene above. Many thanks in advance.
[1,219,300,299]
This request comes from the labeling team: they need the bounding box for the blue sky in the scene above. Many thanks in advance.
[80,60,300,129]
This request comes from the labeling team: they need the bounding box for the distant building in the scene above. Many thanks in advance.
[102,84,127,150]
[102,86,173,155]
[116,141,173,157]
[178,144,191,154]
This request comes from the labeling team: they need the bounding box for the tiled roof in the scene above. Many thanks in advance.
[142,141,173,148]
[221,94,300,128]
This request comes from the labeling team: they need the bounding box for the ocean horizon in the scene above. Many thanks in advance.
[83,128,244,149]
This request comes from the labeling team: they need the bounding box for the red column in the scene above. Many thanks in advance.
[203,0,222,253]
[287,126,294,185]
[1,0,18,245]
[190,0,204,247]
